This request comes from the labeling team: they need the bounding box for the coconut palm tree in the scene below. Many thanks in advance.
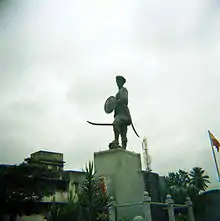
[189,167,210,191]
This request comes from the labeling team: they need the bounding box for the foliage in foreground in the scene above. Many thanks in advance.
[0,163,59,204]
[49,161,112,221]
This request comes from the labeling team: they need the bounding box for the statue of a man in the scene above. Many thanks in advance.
[87,75,139,149]
[109,76,132,149]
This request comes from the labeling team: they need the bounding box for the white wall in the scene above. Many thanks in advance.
[41,181,78,203]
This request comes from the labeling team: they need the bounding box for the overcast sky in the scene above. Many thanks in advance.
[0,0,220,188]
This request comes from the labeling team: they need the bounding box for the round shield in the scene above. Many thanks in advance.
[104,96,117,114]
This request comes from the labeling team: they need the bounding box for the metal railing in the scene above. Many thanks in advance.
[110,191,194,221]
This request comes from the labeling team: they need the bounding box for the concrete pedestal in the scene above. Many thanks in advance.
[94,148,145,220]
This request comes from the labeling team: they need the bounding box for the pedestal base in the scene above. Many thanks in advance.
[94,148,145,220]
[109,142,126,150]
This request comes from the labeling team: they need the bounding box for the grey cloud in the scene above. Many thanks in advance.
[0,0,220,188]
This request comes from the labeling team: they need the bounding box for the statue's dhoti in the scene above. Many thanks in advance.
[112,107,131,149]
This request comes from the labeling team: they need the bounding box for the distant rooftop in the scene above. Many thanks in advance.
[26,150,65,167]
[31,150,63,155]
[203,188,220,194]
[64,170,86,174]
[0,164,16,167]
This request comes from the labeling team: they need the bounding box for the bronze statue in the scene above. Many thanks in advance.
[108,76,131,149]
[87,76,139,150]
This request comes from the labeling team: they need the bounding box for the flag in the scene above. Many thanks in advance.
[209,131,220,152]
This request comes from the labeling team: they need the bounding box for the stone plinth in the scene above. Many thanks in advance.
[94,148,145,220]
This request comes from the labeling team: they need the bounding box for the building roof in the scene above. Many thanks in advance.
[202,188,220,194]
[0,164,16,168]
[31,150,63,155]
[64,170,86,174]
[25,157,65,164]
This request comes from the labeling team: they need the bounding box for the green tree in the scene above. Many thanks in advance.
[189,167,210,191]
[0,163,60,204]
[164,169,190,203]
[163,167,210,204]
[0,163,63,221]
[163,167,210,220]
[165,170,190,189]
[48,193,79,221]
[48,161,112,221]
[78,161,112,221]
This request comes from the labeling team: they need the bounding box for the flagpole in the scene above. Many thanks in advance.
[208,130,220,181]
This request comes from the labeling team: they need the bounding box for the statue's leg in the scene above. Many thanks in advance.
[113,123,120,144]
[121,125,128,149]
[111,117,121,144]
[109,122,120,149]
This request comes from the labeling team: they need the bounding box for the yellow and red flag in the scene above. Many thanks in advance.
[209,131,220,152]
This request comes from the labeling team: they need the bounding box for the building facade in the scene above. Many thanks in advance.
[25,150,86,203]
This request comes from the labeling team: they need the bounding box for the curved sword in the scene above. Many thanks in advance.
[87,121,112,126]
[86,121,139,138]
[131,123,140,138]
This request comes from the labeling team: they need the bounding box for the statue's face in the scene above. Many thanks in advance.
[116,79,123,88]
